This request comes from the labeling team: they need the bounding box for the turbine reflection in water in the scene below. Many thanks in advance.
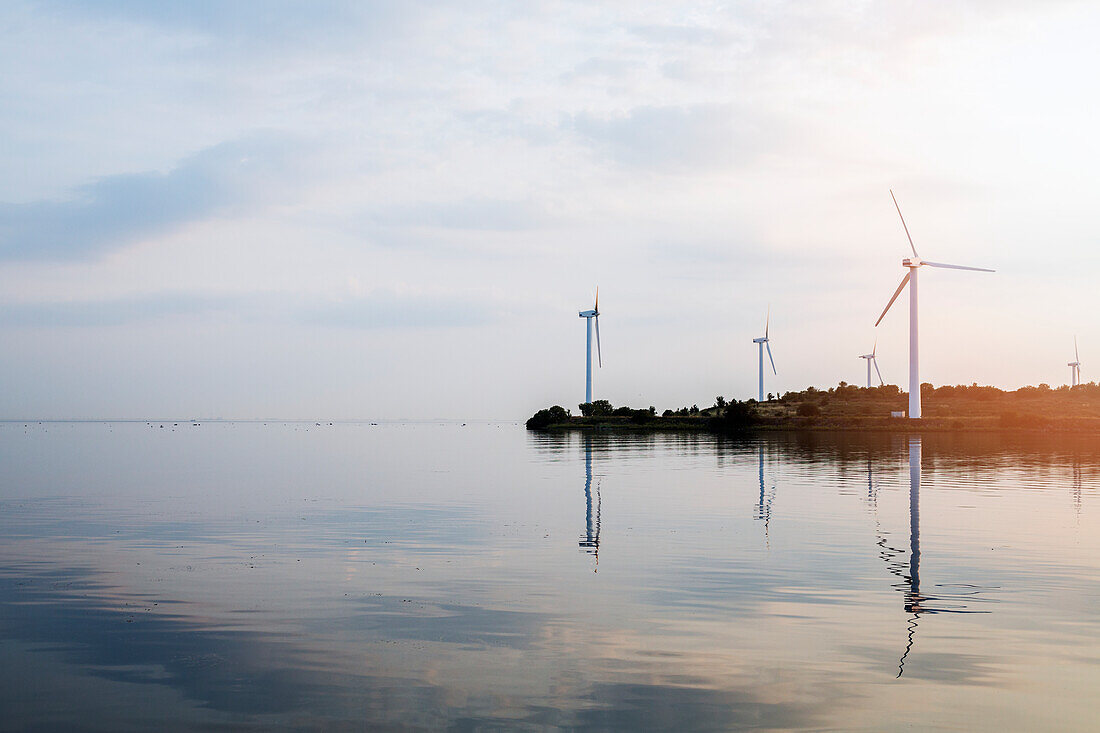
[1074,459,1083,524]
[893,436,992,677]
[579,435,601,567]
[755,443,775,541]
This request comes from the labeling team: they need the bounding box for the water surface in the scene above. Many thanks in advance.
[2,422,1099,731]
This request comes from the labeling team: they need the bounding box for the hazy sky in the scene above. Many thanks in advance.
[1,1,1097,419]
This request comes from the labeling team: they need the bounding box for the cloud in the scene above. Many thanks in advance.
[561,57,638,83]
[0,134,305,260]
[628,23,736,47]
[303,292,496,329]
[36,0,416,46]
[0,290,496,330]
[571,105,778,171]
[0,293,236,327]
[370,198,554,232]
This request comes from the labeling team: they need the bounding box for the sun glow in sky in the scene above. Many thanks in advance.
[1,1,1097,419]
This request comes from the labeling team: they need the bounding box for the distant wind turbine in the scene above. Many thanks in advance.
[859,339,884,388]
[579,288,601,404]
[752,309,776,402]
[874,190,994,419]
[1068,337,1081,387]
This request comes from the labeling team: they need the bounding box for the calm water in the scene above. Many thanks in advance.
[2,422,1100,731]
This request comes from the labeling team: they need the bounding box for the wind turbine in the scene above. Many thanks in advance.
[579,289,601,404]
[859,339,884,388]
[874,190,994,419]
[1068,337,1081,387]
[752,309,776,402]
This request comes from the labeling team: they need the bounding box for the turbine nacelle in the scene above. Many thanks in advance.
[902,258,922,268]
[578,309,597,318]
[753,336,769,344]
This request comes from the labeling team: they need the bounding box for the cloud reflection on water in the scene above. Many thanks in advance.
[2,424,1100,729]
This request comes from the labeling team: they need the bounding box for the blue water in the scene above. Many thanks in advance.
[2,422,1099,731]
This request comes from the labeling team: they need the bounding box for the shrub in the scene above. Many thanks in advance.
[578,400,613,417]
[526,405,570,430]
[708,400,759,433]
[797,402,821,417]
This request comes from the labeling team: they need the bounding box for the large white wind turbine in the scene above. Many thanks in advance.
[1068,337,1081,387]
[578,289,601,404]
[752,309,776,402]
[859,339,884,388]
[874,191,994,419]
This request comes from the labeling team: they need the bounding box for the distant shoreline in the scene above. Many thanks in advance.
[526,383,1100,433]
[530,417,1100,433]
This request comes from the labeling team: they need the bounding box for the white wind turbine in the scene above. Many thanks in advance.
[578,288,601,404]
[1068,337,1081,387]
[859,339,884,388]
[752,309,776,402]
[875,191,994,419]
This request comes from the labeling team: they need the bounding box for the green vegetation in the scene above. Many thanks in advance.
[707,398,760,433]
[526,382,1100,432]
[525,405,571,429]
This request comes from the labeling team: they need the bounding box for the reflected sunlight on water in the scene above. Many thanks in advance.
[2,422,1100,730]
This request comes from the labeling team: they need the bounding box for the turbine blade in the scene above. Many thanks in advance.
[872,337,877,357]
[765,306,770,339]
[921,260,995,273]
[875,272,911,327]
[766,341,776,375]
[1076,335,1079,363]
[874,359,884,386]
[594,286,598,314]
[890,189,919,259]
[595,314,602,368]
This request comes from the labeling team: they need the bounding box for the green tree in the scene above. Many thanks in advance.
[708,399,759,433]
[525,405,571,430]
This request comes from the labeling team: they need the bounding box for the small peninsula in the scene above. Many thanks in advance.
[526,382,1100,432]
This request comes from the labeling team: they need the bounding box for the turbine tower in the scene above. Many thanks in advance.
[859,339,884,388]
[752,309,776,402]
[874,191,994,419]
[1068,337,1081,387]
[578,289,601,404]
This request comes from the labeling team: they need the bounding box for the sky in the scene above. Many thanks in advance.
[1,0,1098,419]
